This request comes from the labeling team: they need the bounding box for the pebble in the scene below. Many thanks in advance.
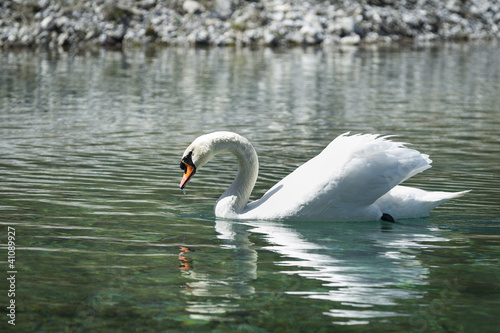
[340,34,361,45]
[1,0,499,50]
[183,0,204,15]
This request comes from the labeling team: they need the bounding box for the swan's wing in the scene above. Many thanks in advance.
[241,133,431,220]
[326,133,431,205]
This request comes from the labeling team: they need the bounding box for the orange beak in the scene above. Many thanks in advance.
[180,162,196,189]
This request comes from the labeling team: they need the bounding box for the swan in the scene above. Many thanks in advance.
[179,131,468,222]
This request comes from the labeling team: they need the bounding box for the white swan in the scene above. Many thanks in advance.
[179,131,468,222]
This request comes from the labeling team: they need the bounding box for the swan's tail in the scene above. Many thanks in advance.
[376,186,470,219]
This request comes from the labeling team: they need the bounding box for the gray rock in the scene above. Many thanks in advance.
[40,16,54,30]
[183,1,204,15]
[1,0,499,50]
[188,29,209,44]
[263,29,277,45]
[57,32,69,46]
[300,24,323,44]
[340,34,361,45]
[214,0,234,20]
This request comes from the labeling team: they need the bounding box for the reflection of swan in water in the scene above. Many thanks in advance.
[180,132,467,221]
[179,222,258,321]
[212,218,446,324]
[180,218,449,323]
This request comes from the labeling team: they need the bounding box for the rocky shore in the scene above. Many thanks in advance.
[1,0,499,50]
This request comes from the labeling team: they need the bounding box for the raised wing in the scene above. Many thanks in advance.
[241,133,431,221]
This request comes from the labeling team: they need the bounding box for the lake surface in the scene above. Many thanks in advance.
[1,43,499,332]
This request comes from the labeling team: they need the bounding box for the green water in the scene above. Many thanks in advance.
[1,44,499,332]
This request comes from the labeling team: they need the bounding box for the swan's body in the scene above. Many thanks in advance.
[180,132,467,221]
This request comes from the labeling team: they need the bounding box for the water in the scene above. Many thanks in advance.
[1,43,499,332]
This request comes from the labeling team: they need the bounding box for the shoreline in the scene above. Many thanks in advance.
[1,0,499,51]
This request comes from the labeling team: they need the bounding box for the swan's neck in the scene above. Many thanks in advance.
[212,134,259,218]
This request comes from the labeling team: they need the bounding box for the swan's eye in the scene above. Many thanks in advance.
[180,151,195,171]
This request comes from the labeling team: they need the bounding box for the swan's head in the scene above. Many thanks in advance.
[179,133,217,189]
[179,131,256,190]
